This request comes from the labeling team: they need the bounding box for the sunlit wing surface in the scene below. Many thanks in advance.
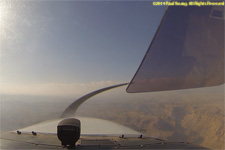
[0,117,207,149]
[16,117,140,135]
[127,2,224,93]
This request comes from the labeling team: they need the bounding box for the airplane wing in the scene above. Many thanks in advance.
[127,1,224,93]
[0,117,207,149]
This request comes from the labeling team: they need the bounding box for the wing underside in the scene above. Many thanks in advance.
[127,1,224,93]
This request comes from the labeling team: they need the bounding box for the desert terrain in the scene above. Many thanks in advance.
[1,85,224,149]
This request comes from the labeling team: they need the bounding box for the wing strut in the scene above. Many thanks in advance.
[61,83,128,118]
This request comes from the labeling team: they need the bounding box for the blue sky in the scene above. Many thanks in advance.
[0,1,166,96]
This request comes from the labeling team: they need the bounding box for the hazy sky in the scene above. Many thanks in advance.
[0,1,166,96]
